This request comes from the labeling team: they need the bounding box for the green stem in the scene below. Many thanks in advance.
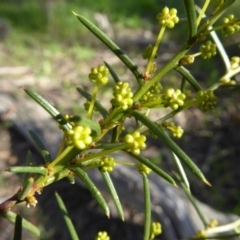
[192,52,202,57]
[175,66,203,91]
[133,44,192,102]
[137,100,196,134]
[132,110,210,185]
[48,146,80,169]
[141,100,164,108]
[146,26,166,75]
[143,173,151,240]
[75,143,129,166]
[129,153,177,186]
[196,0,210,26]
[175,173,208,227]
[221,66,240,81]
[114,160,136,166]
[88,83,99,119]
[180,77,186,92]
[56,132,67,157]
[26,146,80,194]
[100,107,126,129]
[196,0,236,37]
[202,25,224,36]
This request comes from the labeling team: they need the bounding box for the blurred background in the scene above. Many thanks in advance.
[0,0,240,239]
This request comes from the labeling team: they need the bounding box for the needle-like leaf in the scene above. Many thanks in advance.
[104,61,120,83]
[100,170,124,221]
[24,89,72,131]
[69,167,110,217]
[132,110,210,185]
[1,211,40,237]
[6,166,48,176]
[13,214,22,240]
[55,192,80,240]
[29,130,52,162]
[73,12,143,83]
[142,173,151,240]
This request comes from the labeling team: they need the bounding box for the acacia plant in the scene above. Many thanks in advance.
[1,0,240,239]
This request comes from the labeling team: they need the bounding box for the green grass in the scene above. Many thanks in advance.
[0,0,190,42]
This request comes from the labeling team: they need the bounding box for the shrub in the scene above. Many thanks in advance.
[1,0,240,239]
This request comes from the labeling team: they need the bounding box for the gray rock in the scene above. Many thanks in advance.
[0,91,239,240]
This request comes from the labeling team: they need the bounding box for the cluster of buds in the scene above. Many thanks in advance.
[163,122,184,138]
[157,7,179,28]
[162,88,186,110]
[230,56,240,70]
[222,14,240,37]
[95,231,110,240]
[111,82,134,110]
[179,55,195,65]
[26,195,38,208]
[84,101,97,112]
[150,222,162,240]
[99,156,116,172]
[66,125,92,149]
[140,82,162,103]
[195,90,216,111]
[199,41,217,59]
[137,163,152,174]
[89,65,109,85]
[142,44,158,60]
[208,219,218,228]
[194,230,206,238]
[124,131,146,155]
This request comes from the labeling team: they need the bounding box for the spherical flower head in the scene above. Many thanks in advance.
[111,82,133,110]
[142,44,158,60]
[200,41,217,59]
[165,122,184,138]
[124,131,146,155]
[157,7,179,28]
[149,82,162,95]
[95,231,110,240]
[137,163,152,175]
[89,65,109,85]
[66,125,92,149]
[195,230,206,238]
[220,78,236,85]
[222,14,240,37]
[163,88,186,110]
[208,219,218,228]
[99,156,116,172]
[140,82,162,103]
[151,222,162,236]
[179,55,195,65]
[230,56,240,70]
[195,90,216,111]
